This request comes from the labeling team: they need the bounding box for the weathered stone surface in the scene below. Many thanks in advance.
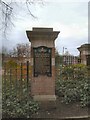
[26,27,60,101]
[33,95,56,101]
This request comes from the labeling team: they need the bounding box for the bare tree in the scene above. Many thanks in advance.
[11,43,31,58]
[0,0,44,36]
[2,46,10,65]
[1,0,13,36]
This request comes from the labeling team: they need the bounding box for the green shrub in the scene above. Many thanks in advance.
[56,78,90,106]
[56,64,90,107]
[2,78,39,118]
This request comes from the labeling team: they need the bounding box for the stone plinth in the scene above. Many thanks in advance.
[26,27,60,101]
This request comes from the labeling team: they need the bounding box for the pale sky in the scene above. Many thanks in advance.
[1,0,89,55]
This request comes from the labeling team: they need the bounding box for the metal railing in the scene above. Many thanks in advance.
[2,61,31,102]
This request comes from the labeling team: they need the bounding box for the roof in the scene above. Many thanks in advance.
[26,27,60,42]
[77,44,90,51]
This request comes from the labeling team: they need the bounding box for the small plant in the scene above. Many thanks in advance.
[2,77,39,118]
[56,64,90,107]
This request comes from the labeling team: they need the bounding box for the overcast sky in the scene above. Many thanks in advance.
[2,0,89,55]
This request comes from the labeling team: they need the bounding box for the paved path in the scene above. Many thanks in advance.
[31,97,89,119]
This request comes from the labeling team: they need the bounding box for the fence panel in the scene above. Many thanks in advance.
[2,61,31,108]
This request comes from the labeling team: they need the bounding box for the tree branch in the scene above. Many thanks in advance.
[26,0,37,18]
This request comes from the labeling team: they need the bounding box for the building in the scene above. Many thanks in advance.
[77,44,90,65]
[2,56,31,65]
[62,51,79,65]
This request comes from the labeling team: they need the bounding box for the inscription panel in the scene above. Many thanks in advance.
[33,46,52,77]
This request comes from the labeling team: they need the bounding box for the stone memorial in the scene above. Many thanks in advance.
[26,27,60,101]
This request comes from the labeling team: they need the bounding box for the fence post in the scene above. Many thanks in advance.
[20,62,23,100]
[10,68,12,94]
[21,63,23,82]
[15,63,17,96]
[27,61,29,96]
[3,63,6,100]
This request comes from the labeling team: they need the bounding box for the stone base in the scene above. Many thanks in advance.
[33,95,56,101]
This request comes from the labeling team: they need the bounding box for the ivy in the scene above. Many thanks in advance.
[56,64,90,107]
[2,78,39,118]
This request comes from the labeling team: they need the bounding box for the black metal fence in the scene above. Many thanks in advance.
[2,61,31,101]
